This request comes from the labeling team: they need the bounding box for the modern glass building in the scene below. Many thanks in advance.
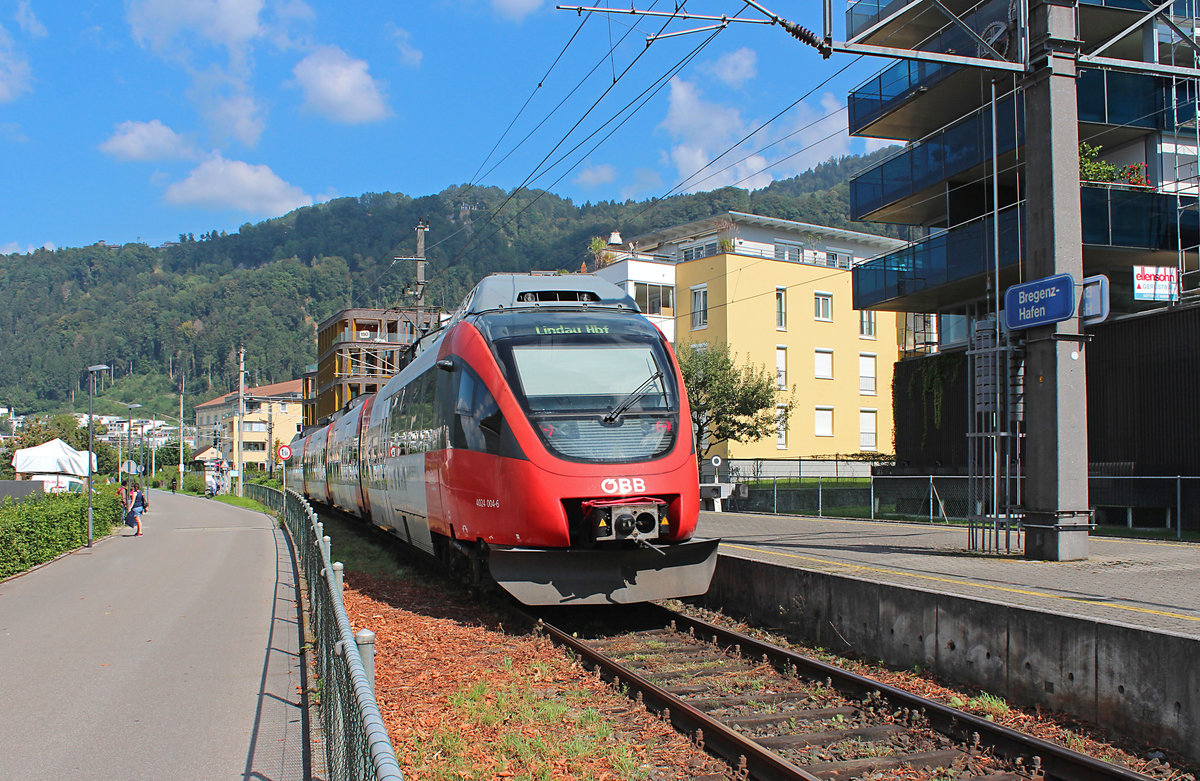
[849,0,1200,342]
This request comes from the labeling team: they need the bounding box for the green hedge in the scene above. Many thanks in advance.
[0,489,124,579]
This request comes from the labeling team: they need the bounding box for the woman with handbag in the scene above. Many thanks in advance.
[125,481,146,536]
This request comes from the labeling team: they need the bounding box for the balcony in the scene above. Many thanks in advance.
[853,205,1024,311]
[851,69,1195,223]
[851,94,1022,222]
[848,0,1198,140]
[853,188,1200,310]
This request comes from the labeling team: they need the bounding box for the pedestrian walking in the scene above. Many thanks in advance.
[170,477,177,494]
[125,481,146,536]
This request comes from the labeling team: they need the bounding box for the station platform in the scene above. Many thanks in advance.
[0,492,312,780]
[697,511,1200,639]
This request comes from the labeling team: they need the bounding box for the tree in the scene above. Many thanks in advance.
[676,342,794,458]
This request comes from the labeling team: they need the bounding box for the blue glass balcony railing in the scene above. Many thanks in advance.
[852,205,1024,310]
[851,94,1024,219]
[1081,186,1199,250]
[851,69,1198,220]
[853,189,1200,309]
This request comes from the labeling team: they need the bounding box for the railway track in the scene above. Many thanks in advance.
[535,604,1155,781]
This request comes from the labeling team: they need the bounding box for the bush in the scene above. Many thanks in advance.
[0,488,124,579]
[182,473,206,495]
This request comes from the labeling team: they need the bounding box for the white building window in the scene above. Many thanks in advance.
[815,406,834,437]
[776,287,787,330]
[826,251,852,269]
[635,283,674,315]
[682,240,719,261]
[280,403,288,413]
[859,409,878,451]
[814,292,832,321]
[859,354,876,395]
[245,421,267,433]
[690,286,708,329]
[776,347,787,389]
[814,349,833,379]
[859,310,876,338]
[774,241,804,263]
[776,405,788,449]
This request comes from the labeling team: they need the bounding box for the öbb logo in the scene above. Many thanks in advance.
[601,477,646,494]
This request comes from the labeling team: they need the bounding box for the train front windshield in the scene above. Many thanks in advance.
[484,313,681,464]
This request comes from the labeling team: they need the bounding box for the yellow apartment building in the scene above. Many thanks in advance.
[194,379,305,475]
[605,212,906,462]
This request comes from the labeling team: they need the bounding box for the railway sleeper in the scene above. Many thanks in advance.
[687,691,831,709]
[803,748,966,780]
[754,723,900,749]
[721,706,859,728]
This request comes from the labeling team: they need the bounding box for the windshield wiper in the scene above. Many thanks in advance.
[603,371,663,424]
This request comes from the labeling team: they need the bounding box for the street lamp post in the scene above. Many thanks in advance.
[124,403,142,480]
[86,364,109,548]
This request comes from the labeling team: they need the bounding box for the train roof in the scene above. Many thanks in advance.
[460,273,637,316]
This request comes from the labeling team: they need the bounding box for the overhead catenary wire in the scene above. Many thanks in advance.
[445,5,731,267]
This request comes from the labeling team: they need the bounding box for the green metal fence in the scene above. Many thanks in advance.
[247,484,404,781]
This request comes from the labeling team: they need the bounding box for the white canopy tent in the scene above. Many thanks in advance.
[12,438,95,479]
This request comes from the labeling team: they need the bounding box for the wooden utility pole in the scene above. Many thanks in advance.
[236,346,245,497]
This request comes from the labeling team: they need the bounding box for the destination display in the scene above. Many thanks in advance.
[1003,274,1076,331]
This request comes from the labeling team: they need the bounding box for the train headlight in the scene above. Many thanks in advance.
[585,500,665,542]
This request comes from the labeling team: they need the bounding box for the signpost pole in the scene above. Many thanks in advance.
[1021,0,1091,560]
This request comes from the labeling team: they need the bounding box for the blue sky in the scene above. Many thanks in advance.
[0,1,890,254]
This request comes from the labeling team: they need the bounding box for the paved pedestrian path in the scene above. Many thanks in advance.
[698,511,1200,638]
[0,491,311,780]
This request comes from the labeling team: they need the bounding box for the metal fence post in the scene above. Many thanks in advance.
[333,561,344,592]
[773,477,778,514]
[818,476,823,517]
[929,476,934,524]
[1178,476,1183,541]
[356,628,376,693]
[870,476,875,520]
[323,535,331,564]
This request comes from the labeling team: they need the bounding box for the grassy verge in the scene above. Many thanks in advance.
[310,511,420,580]
[210,494,272,514]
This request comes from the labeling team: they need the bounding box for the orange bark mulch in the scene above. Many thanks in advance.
[342,573,730,781]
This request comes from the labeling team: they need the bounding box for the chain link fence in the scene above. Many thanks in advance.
[248,484,404,781]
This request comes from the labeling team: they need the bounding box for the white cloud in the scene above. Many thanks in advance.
[659,78,772,192]
[165,153,313,214]
[127,0,264,56]
[212,92,265,145]
[492,0,541,20]
[292,45,389,123]
[0,121,27,142]
[388,24,422,67]
[0,25,32,103]
[621,168,663,200]
[704,48,756,89]
[658,80,859,192]
[16,1,47,38]
[100,120,195,161]
[574,163,616,188]
[1,240,54,255]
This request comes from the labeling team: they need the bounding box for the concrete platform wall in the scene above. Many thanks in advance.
[700,554,1199,762]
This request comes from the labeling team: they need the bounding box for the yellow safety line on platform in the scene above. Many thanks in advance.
[724,543,1200,623]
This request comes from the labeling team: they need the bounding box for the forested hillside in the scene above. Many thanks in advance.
[0,147,900,415]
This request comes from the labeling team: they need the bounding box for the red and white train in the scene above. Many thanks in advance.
[287,273,718,605]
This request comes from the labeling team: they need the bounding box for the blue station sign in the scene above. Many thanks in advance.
[1004,273,1076,330]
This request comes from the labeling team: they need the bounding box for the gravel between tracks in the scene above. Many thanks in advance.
[342,572,731,780]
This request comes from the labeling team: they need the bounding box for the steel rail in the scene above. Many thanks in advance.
[650,605,1154,781]
[536,619,824,781]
